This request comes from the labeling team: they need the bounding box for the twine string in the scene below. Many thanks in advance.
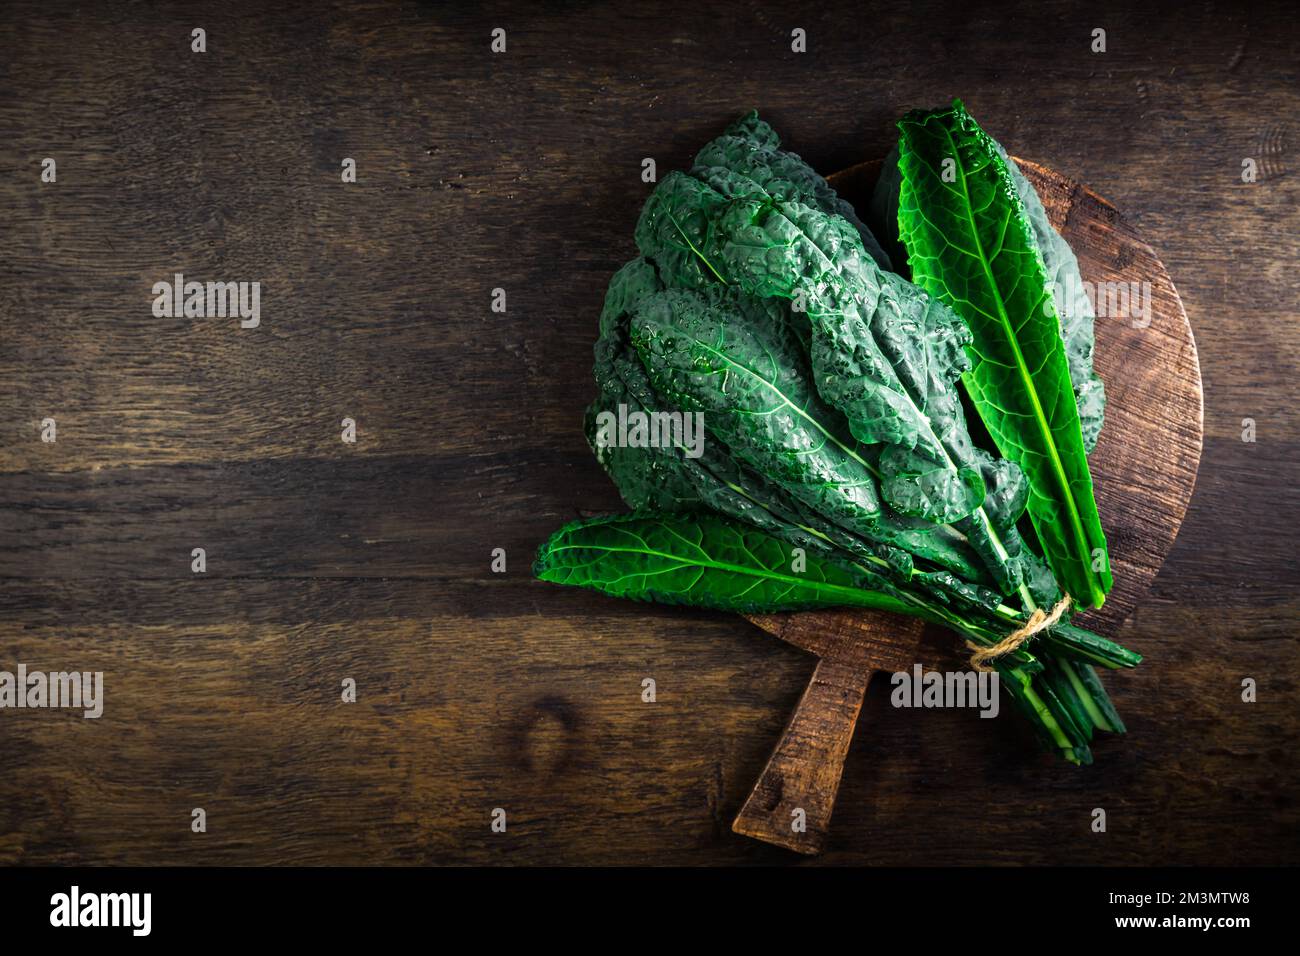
[966,595,1073,673]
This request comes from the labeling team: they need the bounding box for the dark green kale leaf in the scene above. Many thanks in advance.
[692,111,893,271]
[589,257,995,599]
[630,282,883,530]
[868,144,908,275]
[634,165,1047,607]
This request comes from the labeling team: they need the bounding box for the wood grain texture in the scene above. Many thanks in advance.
[0,0,1297,865]
[736,607,926,854]
[731,656,881,854]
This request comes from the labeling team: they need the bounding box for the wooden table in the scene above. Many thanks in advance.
[1,0,1295,865]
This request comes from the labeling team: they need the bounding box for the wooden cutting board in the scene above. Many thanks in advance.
[731,157,1204,854]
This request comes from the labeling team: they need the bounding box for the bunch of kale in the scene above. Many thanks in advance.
[538,113,1138,763]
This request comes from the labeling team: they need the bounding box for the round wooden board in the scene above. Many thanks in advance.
[747,157,1203,655]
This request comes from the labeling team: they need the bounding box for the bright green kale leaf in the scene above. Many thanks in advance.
[533,512,920,615]
[893,100,1112,608]
[534,510,1028,668]
[874,140,1107,454]
[994,143,1106,453]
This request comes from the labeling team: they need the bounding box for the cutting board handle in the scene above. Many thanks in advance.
[731,656,873,855]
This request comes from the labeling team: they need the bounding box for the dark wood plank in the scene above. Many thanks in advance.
[0,0,1296,865]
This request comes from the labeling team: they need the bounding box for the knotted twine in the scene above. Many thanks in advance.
[966,594,1073,673]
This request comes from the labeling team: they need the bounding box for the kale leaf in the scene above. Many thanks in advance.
[891,100,1112,608]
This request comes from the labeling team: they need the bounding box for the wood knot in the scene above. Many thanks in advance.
[514,695,581,776]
